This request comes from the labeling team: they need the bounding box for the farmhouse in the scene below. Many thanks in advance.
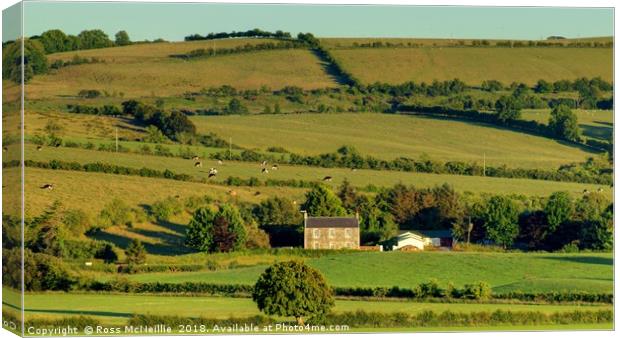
[389,230,453,251]
[303,213,360,250]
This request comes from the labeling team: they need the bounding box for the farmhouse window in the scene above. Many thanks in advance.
[345,228,352,238]
[313,241,319,249]
[329,228,335,238]
[313,229,320,239]
[329,242,334,249]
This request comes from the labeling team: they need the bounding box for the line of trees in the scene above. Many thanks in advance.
[185,28,293,41]
[212,145,612,185]
[170,41,306,60]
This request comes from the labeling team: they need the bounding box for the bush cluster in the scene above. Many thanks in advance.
[171,41,306,60]
[185,28,292,41]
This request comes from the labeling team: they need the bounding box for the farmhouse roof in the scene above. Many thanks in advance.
[397,230,452,239]
[305,217,359,228]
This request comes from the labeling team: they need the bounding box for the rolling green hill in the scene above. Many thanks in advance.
[190,113,598,169]
[330,47,612,85]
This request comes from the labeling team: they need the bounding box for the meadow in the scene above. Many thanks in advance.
[190,112,597,168]
[26,49,336,99]
[330,47,613,85]
[118,251,613,294]
[22,145,611,200]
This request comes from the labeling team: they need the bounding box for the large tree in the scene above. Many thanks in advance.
[185,204,247,252]
[252,261,334,325]
[125,239,147,265]
[115,30,131,46]
[2,39,48,83]
[481,196,519,247]
[302,185,346,217]
[494,95,521,123]
[39,29,68,53]
[77,29,113,49]
[548,105,580,142]
[544,191,573,232]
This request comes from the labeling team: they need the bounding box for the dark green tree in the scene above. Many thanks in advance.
[337,179,358,212]
[481,196,520,247]
[252,260,334,325]
[185,204,247,252]
[2,39,48,83]
[548,105,580,142]
[115,30,131,46]
[534,79,553,93]
[253,196,302,227]
[125,239,147,265]
[494,96,521,122]
[302,185,346,217]
[77,29,113,49]
[39,29,68,53]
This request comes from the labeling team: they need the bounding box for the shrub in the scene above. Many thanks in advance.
[125,239,147,265]
[97,198,134,229]
[151,196,184,221]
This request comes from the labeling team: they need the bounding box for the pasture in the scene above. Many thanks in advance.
[521,109,613,141]
[330,47,613,85]
[22,145,611,199]
[121,251,613,294]
[3,288,611,327]
[26,49,336,99]
[189,113,598,169]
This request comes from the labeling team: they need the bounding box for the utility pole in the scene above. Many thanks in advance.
[483,152,486,177]
[115,128,118,152]
[229,137,232,160]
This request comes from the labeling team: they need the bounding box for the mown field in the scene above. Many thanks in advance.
[190,113,598,168]
[116,251,613,294]
[2,288,611,328]
[21,145,611,201]
[330,47,613,85]
[26,49,336,99]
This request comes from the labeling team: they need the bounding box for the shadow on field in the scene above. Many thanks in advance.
[26,308,133,318]
[88,230,194,256]
[580,123,612,141]
[309,49,352,86]
[399,114,600,154]
[541,255,613,266]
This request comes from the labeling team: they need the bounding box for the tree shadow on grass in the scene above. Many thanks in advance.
[540,255,613,266]
[309,49,351,86]
[87,230,195,256]
[26,308,134,318]
[580,123,612,141]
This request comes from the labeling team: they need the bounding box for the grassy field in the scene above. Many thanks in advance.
[20,167,305,216]
[3,288,611,327]
[320,37,613,48]
[26,49,336,99]
[46,38,285,62]
[22,145,611,199]
[119,251,613,294]
[190,113,599,168]
[330,47,612,85]
[521,109,613,141]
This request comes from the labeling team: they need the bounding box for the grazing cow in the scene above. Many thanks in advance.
[228,190,237,196]
[194,161,202,167]
[261,160,268,167]
[218,160,223,165]
[597,187,604,193]
[254,191,261,196]
[271,164,279,170]
[192,156,200,161]
[582,189,590,195]
[261,168,269,174]
[36,145,43,151]
[2,146,7,152]
[323,176,332,182]
[208,172,217,179]
[351,168,357,172]
[209,168,218,175]
[40,184,54,190]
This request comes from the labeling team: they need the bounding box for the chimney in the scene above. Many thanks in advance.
[301,210,308,228]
